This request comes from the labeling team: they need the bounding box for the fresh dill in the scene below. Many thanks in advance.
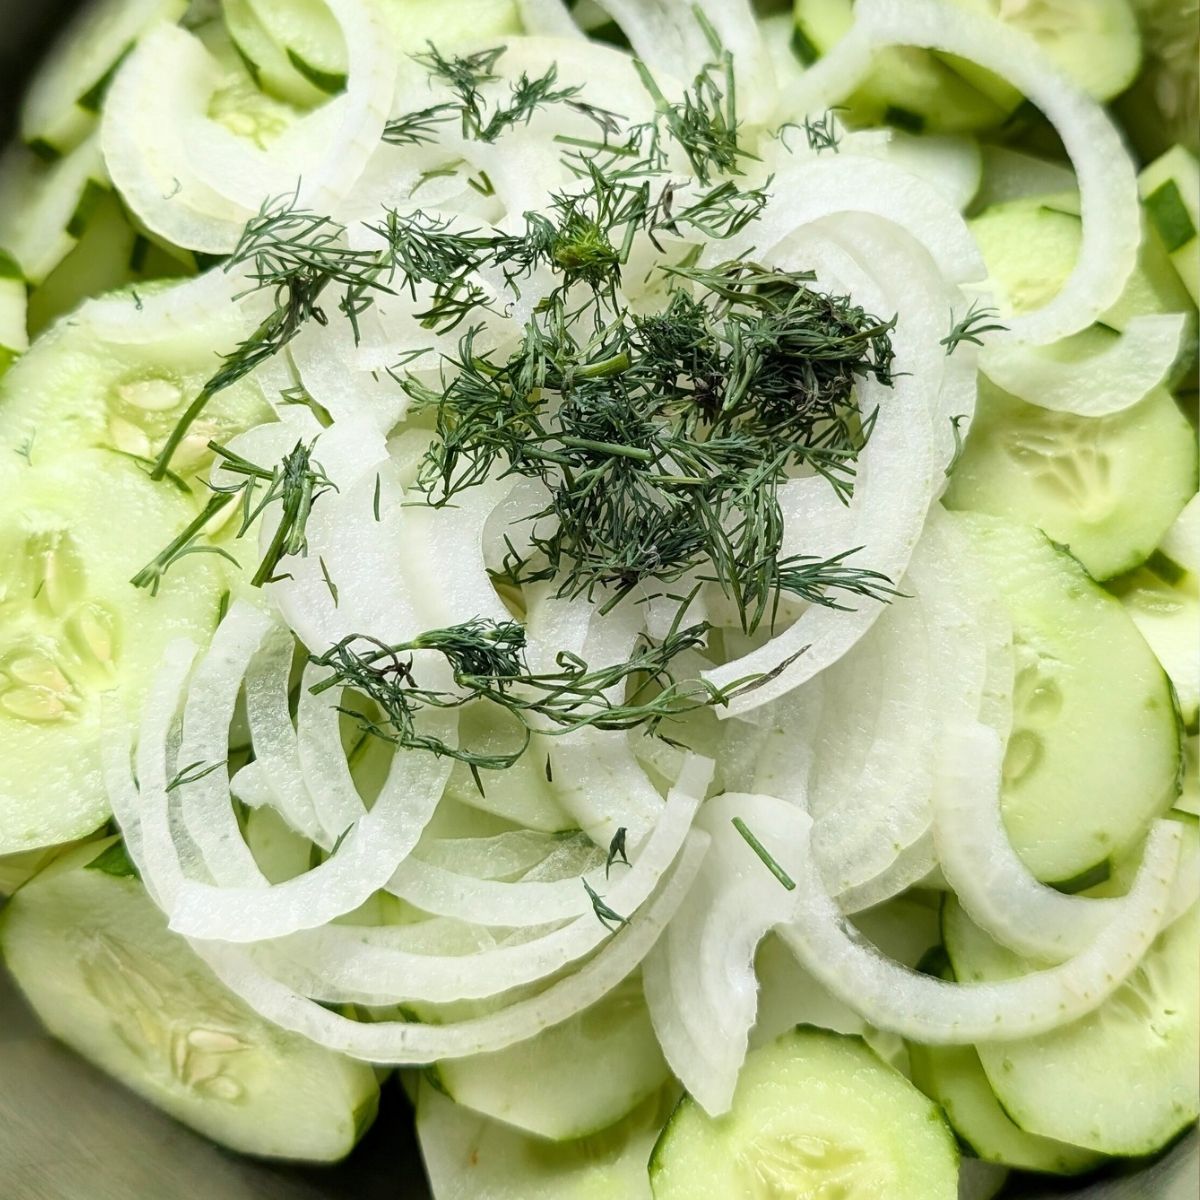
[583,879,628,931]
[319,556,340,606]
[731,817,796,890]
[801,109,842,154]
[166,760,225,792]
[946,413,969,476]
[133,438,337,593]
[606,826,631,878]
[307,616,743,769]
[14,432,34,465]
[941,301,1008,355]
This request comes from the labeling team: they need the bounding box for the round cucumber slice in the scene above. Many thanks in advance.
[0,450,226,854]
[943,895,1199,1156]
[418,1077,674,1200]
[956,514,1181,882]
[945,375,1198,581]
[0,287,270,481]
[648,1027,958,1200]
[430,971,670,1141]
[908,1040,1104,1174]
[0,838,380,1159]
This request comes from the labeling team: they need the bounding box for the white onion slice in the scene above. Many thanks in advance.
[514,0,582,38]
[981,314,1187,416]
[776,818,1182,1043]
[195,832,708,1064]
[644,791,810,1116]
[780,0,1141,346]
[936,722,1194,959]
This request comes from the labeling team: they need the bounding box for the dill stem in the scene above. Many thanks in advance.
[129,492,233,589]
[731,817,796,891]
[557,436,653,461]
[575,352,631,379]
[150,386,214,479]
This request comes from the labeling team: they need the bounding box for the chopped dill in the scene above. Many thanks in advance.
[731,817,796,890]
[583,879,628,931]
[606,826,631,878]
[946,413,969,476]
[166,760,225,793]
[942,301,1008,355]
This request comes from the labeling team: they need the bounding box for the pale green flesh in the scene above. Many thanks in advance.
[945,375,1197,581]
[943,896,1200,1156]
[432,972,670,1141]
[649,1028,958,1200]
[956,514,1181,882]
[1140,146,1200,304]
[908,1040,1103,1174]
[0,840,380,1159]
[0,450,226,854]
[418,1077,674,1200]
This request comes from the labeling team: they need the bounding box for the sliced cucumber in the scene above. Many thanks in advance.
[1114,561,1200,727]
[945,375,1197,581]
[1179,736,1200,817]
[1116,2,1199,161]
[649,1027,958,1199]
[0,450,227,854]
[0,137,110,286]
[222,0,329,108]
[793,0,1006,134]
[941,0,1142,111]
[1160,494,1200,576]
[418,1077,673,1200]
[430,971,669,1141]
[19,0,189,158]
[955,514,1181,882]
[0,838,379,1159]
[246,0,347,94]
[0,287,270,479]
[1140,146,1200,304]
[943,895,1199,1156]
[0,251,28,373]
[0,838,89,897]
[243,803,315,883]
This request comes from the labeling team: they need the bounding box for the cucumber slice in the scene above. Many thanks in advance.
[0,838,380,1159]
[1115,563,1200,727]
[0,137,110,286]
[945,375,1198,581]
[940,0,1142,109]
[909,1040,1103,1175]
[0,251,28,373]
[418,1077,674,1200]
[943,896,1200,1156]
[0,838,89,897]
[247,0,347,94]
[0,287,270,480]
[956,514,1181,882]
[1179,736,1200,817]
[793,0,1006,134]
[430,971,669,1141]
[1160,494,1200,576]
[222,0,329,108]
[1117,2,1199,161]
[1140,146,1200,305]
[369,0,522,54]
[649,1027,958,1199]
[0,450,227,854]
[19,0,189,158]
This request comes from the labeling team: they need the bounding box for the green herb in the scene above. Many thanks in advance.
[945,413,969,476]
[308,616,749,770]
[15,432,34,465]
[319,555,339,606]
[166,760,225,792]
[86,840,139,879]
[583,878,628,931]
[731,817,796,890]
[606,826,631,878]
[941,301,1007,355]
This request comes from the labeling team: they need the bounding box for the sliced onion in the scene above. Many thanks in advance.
[194,832,708,1064]
[256,758,710,1003]
[780,0,1141,345]
[514,0,583,37]
[981,314,1188,416]
[644,791,810,1116]
[776,818,1182,1043]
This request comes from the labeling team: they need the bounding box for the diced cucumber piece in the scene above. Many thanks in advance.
[0,137,110,286]
[1140,146,1200,304]
[19,0,189,157]
[955,514,1181,882]
[0,286,270,479]
[0,838,380,1158]
[0,250,28,374]
[793,0,1007,134]
[649,1027,958,1199]
[430,971,669,1141]
[910,1041,1103,1175]
[941,0,1141,110]
[418,1077,674,1200]
[943,896,1200,1156]
[1115,563,1200,727]
[1160,494,1200,576]
[0,450,227,855]
[945,375,1198,581]
[1178,736,1200,817]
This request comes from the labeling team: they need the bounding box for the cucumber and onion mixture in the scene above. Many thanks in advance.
[0,0,1196,1195]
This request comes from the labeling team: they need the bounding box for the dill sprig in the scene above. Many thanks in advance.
[731,817,796,890]
[606,827,631,878]
[941,300,1008,354]
[307,615,741,769]
[583,879,628,932]
[132,438,337,593]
